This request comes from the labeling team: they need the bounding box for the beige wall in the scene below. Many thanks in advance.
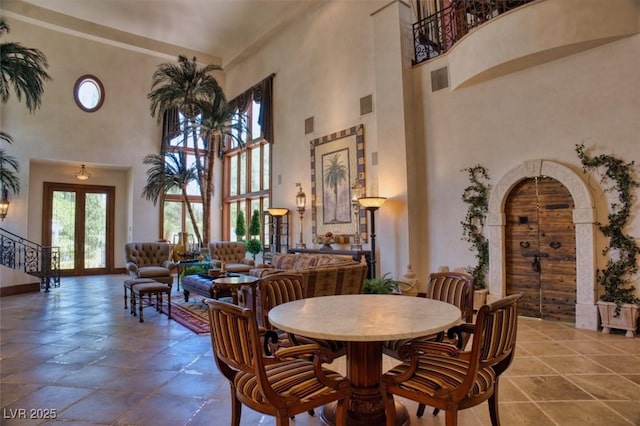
[0,17,224,287]
[225,0,387,267]
[225,0,639,294]
[2,0,639,300]
[416,27,640,297]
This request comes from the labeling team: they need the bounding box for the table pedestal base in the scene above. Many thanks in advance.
[319,341,409,425]
[321,401,409,426]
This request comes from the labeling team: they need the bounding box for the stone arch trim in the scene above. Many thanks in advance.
[487,159,599,330]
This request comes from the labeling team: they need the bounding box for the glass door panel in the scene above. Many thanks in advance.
[51,191,76,270]
[84,192,107,268]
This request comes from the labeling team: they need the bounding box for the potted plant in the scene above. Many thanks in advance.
[363,273,401,294]
[576,144,640,337]
[246,209,262,260]
[460,165,490,309]
[235,210,246,242]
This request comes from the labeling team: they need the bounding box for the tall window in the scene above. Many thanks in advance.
[161,112,205,244]
[224,99,270,241]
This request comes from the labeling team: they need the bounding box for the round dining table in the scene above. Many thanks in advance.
[268,294,462,426]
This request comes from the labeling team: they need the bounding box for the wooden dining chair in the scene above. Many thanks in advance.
[380,293,522,426]
[383,272,475,417]
[206,298,351,426]
[259,273,346,357]
[383,271,475,358]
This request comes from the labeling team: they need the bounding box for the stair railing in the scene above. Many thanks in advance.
[0,227,60,291]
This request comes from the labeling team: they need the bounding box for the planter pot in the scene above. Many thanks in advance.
[597,300,640,338]
[473,289,489,311]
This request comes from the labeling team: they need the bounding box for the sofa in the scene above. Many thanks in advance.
[208,241,255,273]
[124,242,175,285]
[249,252,367,298]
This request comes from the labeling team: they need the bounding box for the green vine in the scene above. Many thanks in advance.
[461,165,490,290]
[576,144,640,314]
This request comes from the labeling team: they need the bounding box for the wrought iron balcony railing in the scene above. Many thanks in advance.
[0,227,60,291]
[413,0,535,64]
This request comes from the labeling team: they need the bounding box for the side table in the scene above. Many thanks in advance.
[213,275,259,311]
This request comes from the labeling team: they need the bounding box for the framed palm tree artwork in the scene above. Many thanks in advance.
[310,124,366,243]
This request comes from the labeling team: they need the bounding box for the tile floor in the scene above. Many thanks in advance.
[1,275,639,425]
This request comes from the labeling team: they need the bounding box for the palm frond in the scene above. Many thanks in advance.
[0,30,52,112]
[0,148,20,195]
[0,131,14,144]
[141,152,196,205]
[148,55,222,122]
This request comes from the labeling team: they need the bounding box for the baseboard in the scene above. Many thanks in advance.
[0,282,41,297]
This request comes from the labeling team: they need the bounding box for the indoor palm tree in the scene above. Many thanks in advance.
[141,150,200,239]
[146,55,247,245]
[0,16,51,196]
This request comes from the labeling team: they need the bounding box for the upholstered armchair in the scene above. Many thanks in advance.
[208,241,255,273]
[124,242,175,285]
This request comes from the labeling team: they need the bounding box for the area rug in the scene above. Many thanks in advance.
[165,294,212,335]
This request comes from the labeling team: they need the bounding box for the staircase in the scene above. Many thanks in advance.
[0,228,60,291]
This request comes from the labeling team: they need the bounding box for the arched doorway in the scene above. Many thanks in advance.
[505,176,576,322]
[487,159,599,330]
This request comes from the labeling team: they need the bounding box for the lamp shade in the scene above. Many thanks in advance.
[358,196,386,209]
[267,207,289,216]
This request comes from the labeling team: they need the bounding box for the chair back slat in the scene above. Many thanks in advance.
[259,274,305,330]
[476,294,521,368]
[427,272,475,322]
[208,300,258,374]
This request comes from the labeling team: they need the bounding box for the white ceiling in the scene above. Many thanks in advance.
[16,0,322,65]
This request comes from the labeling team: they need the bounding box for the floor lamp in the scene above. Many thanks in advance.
[358,197,386,279]
[267,208,288,253]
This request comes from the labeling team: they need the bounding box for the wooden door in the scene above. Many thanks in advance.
[42,182,115,276]
[505,177,576,322]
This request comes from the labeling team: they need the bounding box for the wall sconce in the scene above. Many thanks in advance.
[351,181,363,250]
[0,188,9,221]
[358,196,387,278]
[75,164,91,181]
[295,183,306,248]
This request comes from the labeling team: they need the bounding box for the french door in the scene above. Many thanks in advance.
[42,182,115,276]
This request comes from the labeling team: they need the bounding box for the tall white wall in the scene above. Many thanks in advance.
[0,17,224,287]
[415,32,640,293]
[225,0,389,268]
[2,0,638,301]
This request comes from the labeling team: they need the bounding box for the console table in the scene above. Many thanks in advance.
[287,247,373,279]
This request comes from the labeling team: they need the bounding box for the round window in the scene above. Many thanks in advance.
[74,75,104,112]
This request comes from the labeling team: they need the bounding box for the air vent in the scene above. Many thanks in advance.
[431,66,449,92]
[360,94,373,115]
[305,117,314,134]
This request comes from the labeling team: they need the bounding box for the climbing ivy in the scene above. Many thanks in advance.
[576,143,640,314]
[461,165,490,290]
